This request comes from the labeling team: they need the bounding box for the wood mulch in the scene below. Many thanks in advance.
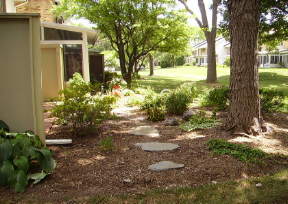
[1,102,288,204]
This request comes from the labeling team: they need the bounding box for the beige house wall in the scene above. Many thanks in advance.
[41,44,64,99]
[16,0,55,23]
[0,14,44,142]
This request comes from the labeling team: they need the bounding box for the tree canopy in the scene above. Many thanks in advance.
[55,0,190,87]
[219,0,288,46]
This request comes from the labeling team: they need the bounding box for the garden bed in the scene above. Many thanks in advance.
[0,102,288,203]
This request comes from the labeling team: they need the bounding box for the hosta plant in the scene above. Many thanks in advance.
[0,126,56,193]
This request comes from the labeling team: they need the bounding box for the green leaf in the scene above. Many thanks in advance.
[0,161,15,186]
[28,171,47,184]
[13,170,28,193]
[0,141,13,164]
[13,156,29,173]
[36,148,56,173]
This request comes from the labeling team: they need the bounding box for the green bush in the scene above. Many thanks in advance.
[160,54,174,68]
[201,87,229,111]
[180,112,219,132]
[175,56,185,66]
[207,139,267,163]
[165,85,198,115]
[224,57,230,67]
[141,92,167,121]
[146,105,166,122]
[202,87,285,113]
[0,128,56,192]
[52,73,117,135]
[260,88,285,112]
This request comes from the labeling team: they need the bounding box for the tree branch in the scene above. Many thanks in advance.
[211,0,221,34]
[178,0,203,28]
[198,0,209,29]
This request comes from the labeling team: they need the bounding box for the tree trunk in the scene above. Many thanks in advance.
[227,0,263,135]
[206,33,217,83]
[149,54,154,76]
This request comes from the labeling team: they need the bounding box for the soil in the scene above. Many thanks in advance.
[1,101,288,204]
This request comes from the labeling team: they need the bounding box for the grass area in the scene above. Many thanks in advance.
[207,139,267,163]
[136,66,288,95]
[88,169,288,204]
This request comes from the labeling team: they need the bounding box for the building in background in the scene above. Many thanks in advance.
[187,37,288,68]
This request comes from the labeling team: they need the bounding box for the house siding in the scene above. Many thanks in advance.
[16,0,55,23]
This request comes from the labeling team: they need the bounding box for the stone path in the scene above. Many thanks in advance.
[116,99,185,172]
[129,126,160,138]
[148,161,184,171]
[129,125,184,171]
[135,142,179,152]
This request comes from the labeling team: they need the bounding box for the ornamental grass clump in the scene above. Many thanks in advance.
[165,84,198,115]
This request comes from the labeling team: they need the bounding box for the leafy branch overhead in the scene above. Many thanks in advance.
[54,0,190,87]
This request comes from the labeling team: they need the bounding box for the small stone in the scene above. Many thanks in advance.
[148,161,184,171]
[129,126,160,137]
[256,183,262,187]
[183,110,196,121]
[123,179,132,183]
[164,118,179,126]
[212,181,217,184]
[135,142,179,152]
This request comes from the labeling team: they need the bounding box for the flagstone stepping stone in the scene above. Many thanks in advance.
[128,126,160,137]
[148,161,184,171]
[135,142,179,152]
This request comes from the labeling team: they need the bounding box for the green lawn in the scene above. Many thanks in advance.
[136,66,288,95]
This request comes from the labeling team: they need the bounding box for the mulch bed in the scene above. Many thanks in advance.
[1,103,288,204]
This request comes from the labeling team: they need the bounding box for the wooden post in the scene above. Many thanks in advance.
[82,32,90,82]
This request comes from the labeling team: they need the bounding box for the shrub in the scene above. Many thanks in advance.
[98,136,114,152]
[146,105,166,122]
[141,92,167,121]
[224,57,230,67]
[0,128,56,192]
[180,112,219,132]
[201,87,229,111]
[160,54,174,68]
[207,139,267,163]
[202,87,285,113]
[175,56,185,66]
[165,84,198,115]
[259,88,285,113]
[52,73,117,135]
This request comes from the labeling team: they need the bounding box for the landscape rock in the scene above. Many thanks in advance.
[164,118,179,126]
[148,161,184,171]
[135,142,179,152]
[128,126,160,137]
[183,110,196,121]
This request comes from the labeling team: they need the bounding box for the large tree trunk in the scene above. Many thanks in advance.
[227,0,263,135]
[149,54,154,76]
[206,33,217,83]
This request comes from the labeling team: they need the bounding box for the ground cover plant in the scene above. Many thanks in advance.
[207,139,268,163]
[0,124,56,193]
[180,112,219,132]
[52,73,117,135]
